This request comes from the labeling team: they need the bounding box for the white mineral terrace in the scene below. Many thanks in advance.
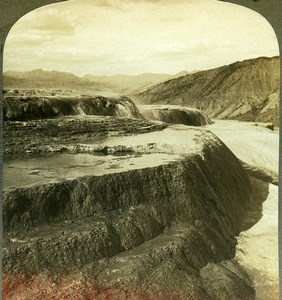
[3,118,279,298]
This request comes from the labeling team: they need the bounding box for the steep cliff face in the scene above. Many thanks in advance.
[134,56,279,125]
[3,95,143,120]
[140,105,212,126]
[3,130,256,299]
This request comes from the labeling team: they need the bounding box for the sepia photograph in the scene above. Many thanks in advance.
[1,0,280,299]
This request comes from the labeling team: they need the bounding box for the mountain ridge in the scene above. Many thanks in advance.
[3,69,189,95]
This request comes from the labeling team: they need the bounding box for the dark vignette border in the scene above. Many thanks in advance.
[0,1,281,299]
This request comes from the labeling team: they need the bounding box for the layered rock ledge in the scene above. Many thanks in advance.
[3,129,257,299]
[3,116,166,156]
[3,95,143,120]
[139,105,212,126]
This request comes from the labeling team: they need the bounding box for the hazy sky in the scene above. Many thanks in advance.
[3,0,279,76]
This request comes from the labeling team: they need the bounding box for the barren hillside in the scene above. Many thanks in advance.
[134,56,280,126]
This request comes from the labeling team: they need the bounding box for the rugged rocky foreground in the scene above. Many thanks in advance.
[3,92,278,298]
[134,56,279,126]
[3,121,261,299]
[3,96,277,300]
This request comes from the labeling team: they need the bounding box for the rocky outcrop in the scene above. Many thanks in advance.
[134,56,280,126]
[3,95,143,120]
[140,105,212,126]
[3,130,256,299]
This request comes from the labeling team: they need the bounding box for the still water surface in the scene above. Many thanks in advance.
[4,153,181,191]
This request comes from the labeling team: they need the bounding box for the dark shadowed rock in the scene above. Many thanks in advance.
[200,260,255,299]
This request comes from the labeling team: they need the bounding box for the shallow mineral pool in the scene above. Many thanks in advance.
[3,153,182,191]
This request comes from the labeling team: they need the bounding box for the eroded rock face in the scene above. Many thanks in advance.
[139,105,213,126]
[200,260,255,300]
[3,130,256,299]
[3,95,143,120]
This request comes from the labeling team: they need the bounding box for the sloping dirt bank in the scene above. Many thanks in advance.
[3,130,256,299]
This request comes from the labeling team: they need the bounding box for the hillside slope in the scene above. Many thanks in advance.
[134,57,280,125]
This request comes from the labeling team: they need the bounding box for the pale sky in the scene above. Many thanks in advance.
[3,0,279,76]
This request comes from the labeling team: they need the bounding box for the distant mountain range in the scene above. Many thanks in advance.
[3,69,189,96]
[83,71,189,95]
[134,56,280,126]
[3,69,111,94]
